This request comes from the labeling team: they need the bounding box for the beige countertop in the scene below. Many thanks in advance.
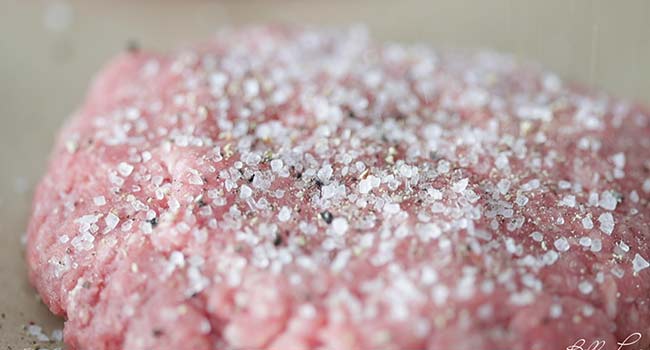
[1,0,648,348]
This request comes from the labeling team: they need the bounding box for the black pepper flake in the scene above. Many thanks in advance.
[147,217,159,228]
[292,166,303,179]
[126,39,140,53]
[152,329,164,337]
[320,211,333,224]
[197,199,207,207]
[273,234,283,247]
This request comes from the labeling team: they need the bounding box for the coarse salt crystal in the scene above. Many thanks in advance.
[118,162,134,177]
[578,281,593,294]
[169,251,185,268]
[554,237,570,252]
[531,231,543,242]
[331,250,351,273]
[633,254,650,273]
[497,179,511,194]
[515,194,528,207]
[521,179,540,191]
[104,213,119,233]
[109,173,124,187]
[332,217,349,235]
[399,164,414,178]
[188,172,204,185]
[51,328,63,342]
[579,237,592,247]
[611,152,625,168]
[590,238,602,252]
[384,202,401,214]
[322,183,339,200]
[452,178,469,193]
[417,223,442,242]
[270,159,284,172]
[358,178,373,194]
[93,196,106,206]
[559,195,575,207]
[239,185,253,199]
[542,250,559,265]
[549,304,563,318]
[436,160,450,174]
[599,191,618,211]
[317,164,333,182]
[140,221,153,234]
[598,212,615,235]
[209,72,227,90]
[243,79,260,97]
[582,216,594,230]
[278,206,291,222]
[495,153,509,169]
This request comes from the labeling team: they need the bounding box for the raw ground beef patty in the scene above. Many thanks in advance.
[27,26,650,350]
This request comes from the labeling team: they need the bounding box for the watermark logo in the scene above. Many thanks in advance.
[566,333,642,350]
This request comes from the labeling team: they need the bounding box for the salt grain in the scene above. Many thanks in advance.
[598,212,615,235]
[452,178,469,193]
[515,194,528,207]
[239,185,253,199]
[611,152,625,168]
[559,195,575,207]
[497,179,511,194]
[554,237,570,252]
[104,213,119,233]
[633,254,650,273]
[317,164,333,182]
[549,304,563,318]
[590,238,602,252]
[118,162,134,177]
[93,196,106,206]
[278,206,291,222]
[270,159,284,172]
[332,217,349,235]
[399,164,414,178]
[384,203,401,214]
[578,281,593,294]
[599,191,618,211]
[436,160,450,174]
[358,178,373,194]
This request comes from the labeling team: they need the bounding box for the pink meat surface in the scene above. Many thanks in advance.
[27,26,650,350]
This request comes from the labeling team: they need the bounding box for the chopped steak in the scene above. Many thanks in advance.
[26,26,650,350]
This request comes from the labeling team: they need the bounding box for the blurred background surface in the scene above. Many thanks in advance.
[1,0,648,348]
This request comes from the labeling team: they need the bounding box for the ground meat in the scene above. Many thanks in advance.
[26,26,650,350]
